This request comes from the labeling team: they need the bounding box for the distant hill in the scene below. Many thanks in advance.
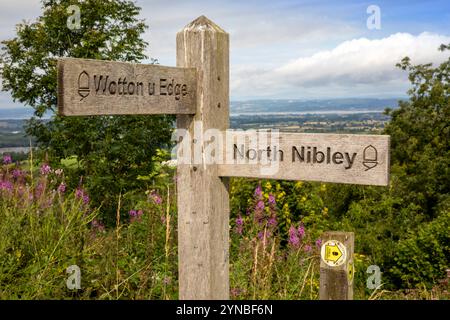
[230,98,403,115]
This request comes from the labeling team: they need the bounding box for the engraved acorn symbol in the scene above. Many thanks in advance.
[77,71,90,100]
[362,145,378,171]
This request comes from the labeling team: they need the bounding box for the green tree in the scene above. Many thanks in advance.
[1,0,173,223]
[385,44,450,218]
[381,44,450,287]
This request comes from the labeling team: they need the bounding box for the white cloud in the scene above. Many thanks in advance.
[232,32,450,99]
[140,0,359,66]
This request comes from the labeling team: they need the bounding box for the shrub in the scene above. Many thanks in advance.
[390,208,450,288]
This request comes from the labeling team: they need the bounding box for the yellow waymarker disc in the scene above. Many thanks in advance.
[321,240,347,267]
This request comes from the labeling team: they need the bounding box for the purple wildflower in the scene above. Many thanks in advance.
[2,154,12,165]
[75,188,83,198]
[57,182,66,193]
[315,238,322,249]
[258,231,264,240]
[129,209,143,222]
[268,194,276,205]
[0,180,13,192]
[12,169,23,179]
[254,185,262,199]
[255,200,265,211]
[298,224,305,239]
[40,163,51,175]
[149,191,162,205]
[75,188,89,205]
[35,182,45,199]
[288,226,300,248]
[268,216,277,227]
[235,215,243,235]
[304,244,312,253]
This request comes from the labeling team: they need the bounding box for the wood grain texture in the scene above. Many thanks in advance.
[218,132,390,186]
[319,231,354,300]
[58,58,196,116]
[176,16,230,300]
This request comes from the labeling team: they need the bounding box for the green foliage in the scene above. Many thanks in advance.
[390,207,450,288]
[0,0,174,223]
[379,44,450,286]
[385,45,450,216]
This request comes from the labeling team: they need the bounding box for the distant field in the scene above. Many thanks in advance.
[231,112,390,133]
[0,119,33,149]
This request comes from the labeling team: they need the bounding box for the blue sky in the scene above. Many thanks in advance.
[1,0,450,107]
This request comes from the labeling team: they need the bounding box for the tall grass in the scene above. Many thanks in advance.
[0,155,178,299]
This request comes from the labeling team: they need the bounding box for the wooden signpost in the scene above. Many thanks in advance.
[57,15,390,300]
[220,131,390,186]
[58,58,197,115]
[175,16,230,300]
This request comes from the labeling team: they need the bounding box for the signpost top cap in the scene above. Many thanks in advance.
[181,15,227,33]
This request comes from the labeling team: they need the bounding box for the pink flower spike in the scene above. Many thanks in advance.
[315,239,322,249]
[254,185,262,199]
[298,224,305,239]
[0,180,13,192]
[149,191,162,205]
[12,169,23,178]
[288,226,300,248]
[2,154,12,165]
[268,194,276,205]
[268,216,277,227]
[255,200,265,211]
[57,182,66,193]
[40,163,51,175]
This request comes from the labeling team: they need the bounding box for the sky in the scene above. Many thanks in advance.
[0,0,450,108]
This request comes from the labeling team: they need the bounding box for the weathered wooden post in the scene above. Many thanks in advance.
[176,16,230,300]
[319,231,355,300]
